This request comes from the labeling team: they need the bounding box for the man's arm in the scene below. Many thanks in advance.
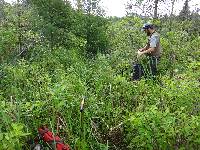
[139,44,149,52]
[137,47,155,58]
[138,35,158,55]
[140,47,156,54]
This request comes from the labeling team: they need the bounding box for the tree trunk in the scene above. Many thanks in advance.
[17,0,22,54]
[171,0,176,16]
[153,0,159,19]
[77,0,82,11]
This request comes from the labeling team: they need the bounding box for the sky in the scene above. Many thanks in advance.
[4,0,200,17]
[100,0,200,17]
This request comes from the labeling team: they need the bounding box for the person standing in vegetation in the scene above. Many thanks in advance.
[137,23,161,78]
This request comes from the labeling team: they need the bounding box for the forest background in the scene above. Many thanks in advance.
[0,0,200,149]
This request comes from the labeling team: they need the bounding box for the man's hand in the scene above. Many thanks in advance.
[137,50,144,58]
[138,48,144,52]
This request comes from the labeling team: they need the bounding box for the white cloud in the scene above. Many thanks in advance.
[101,0,128,17]
[4,0,15,3]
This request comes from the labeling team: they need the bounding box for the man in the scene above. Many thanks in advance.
[137,23,161,78]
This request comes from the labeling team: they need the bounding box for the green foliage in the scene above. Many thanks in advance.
[0,27,17,62]
[126,106,200,149]
[72,12,110,56]
[31,0,73,47]
[31,0,109,55]
[0,101,30,150]
[0,1,200,149]
[85,15,110,56]
[1,45,199,149]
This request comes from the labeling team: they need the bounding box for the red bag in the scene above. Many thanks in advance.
[38,126,70,150]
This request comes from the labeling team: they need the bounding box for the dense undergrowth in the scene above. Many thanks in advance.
[0,1,200,149]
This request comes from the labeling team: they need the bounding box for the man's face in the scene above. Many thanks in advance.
[144,28,151,36]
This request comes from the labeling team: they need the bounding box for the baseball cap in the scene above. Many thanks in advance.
[142,23,154,31]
